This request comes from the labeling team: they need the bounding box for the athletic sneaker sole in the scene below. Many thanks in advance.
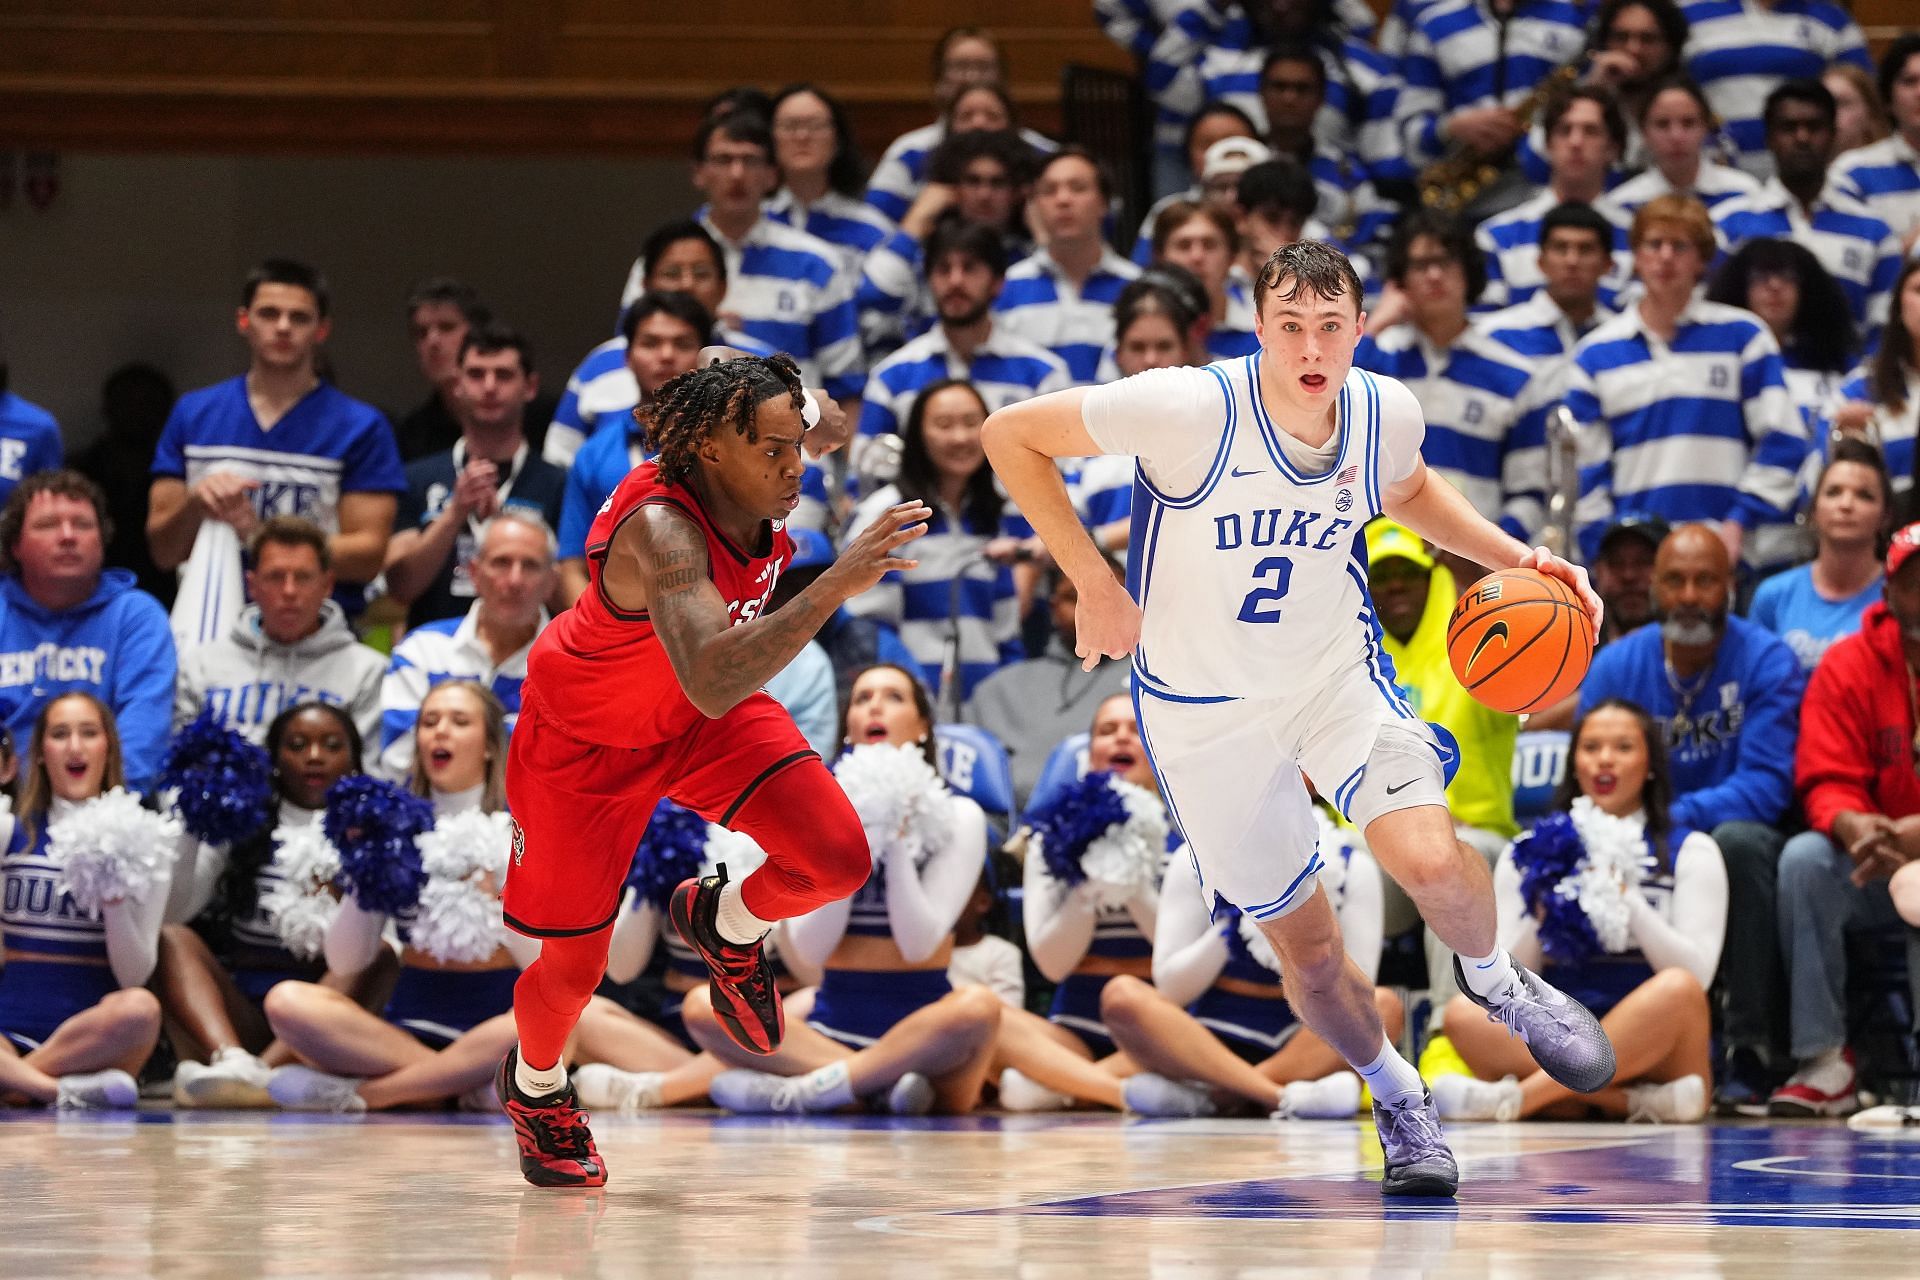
[668,877,782,1056]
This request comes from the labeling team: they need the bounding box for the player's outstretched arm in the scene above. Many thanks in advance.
[1385,459,1604,631]
[982,388,1138,672]
[610,502,928,720]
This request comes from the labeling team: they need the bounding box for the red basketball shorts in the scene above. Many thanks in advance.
[501,686,818,938]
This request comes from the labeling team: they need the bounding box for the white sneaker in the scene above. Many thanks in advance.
[267,1064,367,1113]
[572,1064,664,1114]
[1431,1073,1523,1122]
[54,1069,138,1110]
[1121,1073,1217,1118]
[1849,1104,1920,1132]
[1274,1071,1362,1120]
[997,1068,1074,1112]
[887,1072,936,1116]
[1624,1074,1707,1124]
[174,1047,273,1109]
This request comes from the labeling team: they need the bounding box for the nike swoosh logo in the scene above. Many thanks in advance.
[1464,621,1510,679]
[1384,778,1418,796]
[1230,466,1264,478]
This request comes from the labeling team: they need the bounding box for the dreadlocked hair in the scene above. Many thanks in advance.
[641,354,807,485]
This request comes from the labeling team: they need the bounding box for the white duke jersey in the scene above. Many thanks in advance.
[1082,359,1424,702]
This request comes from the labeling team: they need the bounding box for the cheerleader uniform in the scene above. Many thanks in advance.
[1023,833,1167,1057]
[221,803,330,1002]
[788,790,987,1049]
[0,801,167,1051]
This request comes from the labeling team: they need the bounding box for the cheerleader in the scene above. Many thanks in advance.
[159,701,390,1108]
[0,694,166,1108]
[262,682,535,1111]
[685,664,1003,1114]
[1101,813,1395,1118]
[1437,698,1723,1122]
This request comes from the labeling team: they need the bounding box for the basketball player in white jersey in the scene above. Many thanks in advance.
[982,241,1615,1197]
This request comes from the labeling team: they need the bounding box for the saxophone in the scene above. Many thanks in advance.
[1419,62,1580,215]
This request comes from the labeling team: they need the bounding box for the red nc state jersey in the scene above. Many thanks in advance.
[525,461,791,748]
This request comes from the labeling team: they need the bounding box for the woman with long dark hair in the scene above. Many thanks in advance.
[766,83,891,271]
[842,381,1026,703]
[1437,698,1723,1123]
[1831,256,1920,510]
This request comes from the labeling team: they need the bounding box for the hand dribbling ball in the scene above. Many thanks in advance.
[1445,567,1595,715]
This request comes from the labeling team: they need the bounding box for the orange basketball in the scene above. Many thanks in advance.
[1445,567,1595,715]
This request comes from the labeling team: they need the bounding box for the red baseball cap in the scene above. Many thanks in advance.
[1888,523,1920,580]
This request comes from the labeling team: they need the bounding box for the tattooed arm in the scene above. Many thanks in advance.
[604,500,930,719]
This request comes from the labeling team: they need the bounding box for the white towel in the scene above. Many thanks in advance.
[170,519,245,649]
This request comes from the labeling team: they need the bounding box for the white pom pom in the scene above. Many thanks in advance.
[406,809,515,964]
[45,788,180,916]
[703,824,769,880]
[1568,796,1649,954]
[1235,910,1285,975]
[267,819,342,960]
[832,742,952,868]
[1078,778,1168,909]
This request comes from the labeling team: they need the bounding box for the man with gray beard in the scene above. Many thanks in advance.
[1578,523,1805,1115]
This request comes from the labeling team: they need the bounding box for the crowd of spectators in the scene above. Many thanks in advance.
[1,5,1918,1121]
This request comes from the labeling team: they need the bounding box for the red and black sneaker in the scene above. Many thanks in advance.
[669,864,784,1055]
[495,1047,607,1188]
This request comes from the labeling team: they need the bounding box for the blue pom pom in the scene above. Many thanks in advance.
[159,709,273,846]
[1510,812,1601,965]
[323,776,434,916]
[1027,773,1129,885]
[625,800,710,911]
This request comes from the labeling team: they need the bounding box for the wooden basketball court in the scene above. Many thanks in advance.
[7,1111,1916,1276]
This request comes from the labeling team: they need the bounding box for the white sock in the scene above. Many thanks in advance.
[515,1050,568,1099]
[715,879,774,946]
[800,1060,856,1110]
[1356,1034,1425,1106]
[1460,945,1518,1001]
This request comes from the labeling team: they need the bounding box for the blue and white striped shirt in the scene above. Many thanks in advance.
[841,484,1022,700]
[1395,0,1591,173]
[863,122,1058,226]
[1564,297,1806,559]
[1829,366,1920,503]
[764,187,895,274]
[377,603,545,779]
[1680,0,1870,177]
[1713,177,1901,346]
[1476,189,1634,311]
[994,248,1142,385]
[1831,134,1920,251]
[1354,323,1542,537]
[858,325,1071,440]
[1607,161,1763,217]
[542,325,775,468]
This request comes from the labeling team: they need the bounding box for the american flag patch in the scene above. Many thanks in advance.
[1336,465,1359,486]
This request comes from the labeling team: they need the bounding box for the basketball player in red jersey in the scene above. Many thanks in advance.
[494,354,929,1187]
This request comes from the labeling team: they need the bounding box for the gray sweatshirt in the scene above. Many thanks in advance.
[175,600,386,746]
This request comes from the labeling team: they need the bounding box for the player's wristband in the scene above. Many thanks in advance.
[801,389,823,430]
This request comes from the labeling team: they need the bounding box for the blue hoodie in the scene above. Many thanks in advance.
[0,569,176,790]
[1579,614,1804,829]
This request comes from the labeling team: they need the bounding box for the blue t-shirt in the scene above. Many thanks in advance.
[395,444,566,628]
[1748,564,1881,674]
[0,391,64,505]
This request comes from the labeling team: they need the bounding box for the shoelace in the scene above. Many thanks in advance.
[526,1104,597,1160]
[715,943,775,1004]
[1378,1102,1446,1159]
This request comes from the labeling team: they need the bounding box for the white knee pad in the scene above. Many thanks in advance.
[1343,722,1449,833]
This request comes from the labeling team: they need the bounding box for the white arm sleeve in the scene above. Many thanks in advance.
[772,921,824,988]
[1493,848,1545,971]
[604,889,660,985]
[103,874,170,988]
[1022,843,1099,983]
[324,898,389,977]
[884,796,987,963]
[784,888,854,971]
[166,835,226,925]
[1626,832,1728,989]
[1370,373,1428,487]
[1080,365,1227,495]
[1151,872,1230,1006]
[1335,848,1385,984]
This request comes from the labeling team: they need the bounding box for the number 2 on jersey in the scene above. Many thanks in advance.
[1236,556,1293,624]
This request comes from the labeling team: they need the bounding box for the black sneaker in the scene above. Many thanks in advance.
[668,864,784,1055]
[495,1047,607,1188]
[1714,1045,1774,1118]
